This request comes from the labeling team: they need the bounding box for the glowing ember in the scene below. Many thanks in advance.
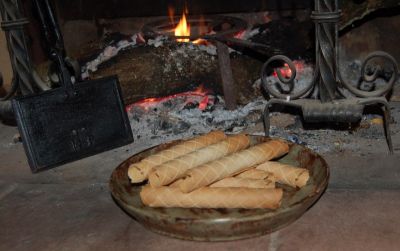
[234,30,247,39]
[272,61,304,79]
[175,11,190,42]
[198,96,209,110]
[126,85,213,112]
[273,63,292,78]
[192,38,208,45]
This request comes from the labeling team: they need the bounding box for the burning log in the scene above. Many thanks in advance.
[87,42,262,105]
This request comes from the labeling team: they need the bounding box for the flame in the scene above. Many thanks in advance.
[175,11,190,42]
[170,5,208,44]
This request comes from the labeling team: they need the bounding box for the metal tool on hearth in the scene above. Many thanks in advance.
[10,0,133,172]
[261,0,399,153]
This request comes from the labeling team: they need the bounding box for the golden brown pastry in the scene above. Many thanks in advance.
[256,161,310,188]
[148,134,250,187]
[178,140,289,193]
[140,186,283,209]
[128,131,226,183]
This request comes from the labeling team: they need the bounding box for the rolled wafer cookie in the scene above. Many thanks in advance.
[178,140,289,193]
[148,134,250,187]
[140,186,283,209]
[170,175,275,189]
[256,161,310,188]
[128,131,226,183]
[210,177,275,189]
[235,169,274,180]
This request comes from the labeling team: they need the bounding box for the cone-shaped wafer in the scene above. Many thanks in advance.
[210,177,275,189]
[235,169,274,180]
[128,131,226,183]
[148,134,250,187]
[256,161,310,188]
[140,186,283,209]
[178,140,289,193]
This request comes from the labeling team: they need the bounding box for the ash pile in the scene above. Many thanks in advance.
[126,89,268,142]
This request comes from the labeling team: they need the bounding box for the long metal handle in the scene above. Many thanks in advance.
[32,0,74,93]
[32,0,65,57]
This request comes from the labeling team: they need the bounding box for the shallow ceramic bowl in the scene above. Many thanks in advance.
[109,135,329,241]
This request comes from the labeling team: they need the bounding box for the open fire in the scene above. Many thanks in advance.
[122,5,254,114]
[82,2,314,136]
[125,59,307,115]
[174,9,190,42]
[171,6,208,44]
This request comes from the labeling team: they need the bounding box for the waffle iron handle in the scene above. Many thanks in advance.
[33,0,65,57]
[32,0,75,96]
[50,51,76,96]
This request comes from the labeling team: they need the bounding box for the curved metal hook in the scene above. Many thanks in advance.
[339,51,399,98]
[261,55,316,100]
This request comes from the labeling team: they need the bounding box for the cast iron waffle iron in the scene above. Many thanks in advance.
[12,0,133,172]
[12,74,133,172]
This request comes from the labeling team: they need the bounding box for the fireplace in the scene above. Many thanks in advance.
[0,0,399,168]
[1,0,400,248]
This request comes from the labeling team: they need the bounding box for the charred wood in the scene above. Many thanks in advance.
[87,43,262,105]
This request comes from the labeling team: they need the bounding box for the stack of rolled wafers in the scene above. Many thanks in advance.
[127,131,311,209]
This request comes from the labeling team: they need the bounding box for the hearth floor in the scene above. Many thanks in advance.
[1,108,400,251]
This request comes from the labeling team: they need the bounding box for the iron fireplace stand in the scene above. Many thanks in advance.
[261,0,399,153]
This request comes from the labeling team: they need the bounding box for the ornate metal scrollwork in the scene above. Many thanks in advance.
[261,0,399,153]
[311,0,342,102]
[261,55,315,100]
[339,51,399,98]
[262,1,398,101]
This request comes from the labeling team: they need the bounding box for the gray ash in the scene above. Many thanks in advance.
[128,93,268,142]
